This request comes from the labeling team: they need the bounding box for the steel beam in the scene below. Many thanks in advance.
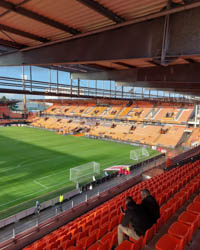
[0,23,49,43]
[72,63,200,84]
[115,81,200,90]
[0,88,133,100]
[0,16,164,65]
[0,0,80,35]
[86,63,115,71]
[76,0,125,23]
[0,38,25,49]
[1,6,200,65]
[114,62,137,69]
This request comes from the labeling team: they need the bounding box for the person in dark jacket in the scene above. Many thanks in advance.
[141,189,160,226]
[118,196,152,245]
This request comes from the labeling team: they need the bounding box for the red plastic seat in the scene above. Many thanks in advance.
[68,246,82,250]
[89,221,100,233]
[99,223,108,239]
[35,244,46,250]
[57,233,71,243]
[178,211,199,241]
[45,240,59,250]
[186,202,200,226]
[100,230,117,249]
[156,216,164,232]
[173,193,185,207]
[108,216,119,231]
[142,224,156,247]
[194,195,200,204]
[115,240,135,250]
[61,238,75,249]
[168,221,190,249]
[88,242,101,250]
[156,234,180,250]
[101,215,109,225]
[129,236,143,250]
[99,240,110,250]
[77,233,97,249]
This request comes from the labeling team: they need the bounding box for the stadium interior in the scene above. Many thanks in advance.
[1,0,200,250]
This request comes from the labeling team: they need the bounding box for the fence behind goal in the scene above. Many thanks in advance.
[70,162,100,184]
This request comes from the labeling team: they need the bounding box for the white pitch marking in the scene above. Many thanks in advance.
[0,159,31,173]
[38,170,67,180]
[47,181,67,188]
[0,188,47,207]
[34,180,48,189]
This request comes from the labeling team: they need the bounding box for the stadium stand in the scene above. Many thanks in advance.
[42,100,194,124]
[0,101,22,119]
[31,116,192,149]
[23,156,200,250]
[0,101,27,125]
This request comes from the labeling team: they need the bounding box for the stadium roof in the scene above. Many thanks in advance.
[0,0,200,95]
[0,0,183,50]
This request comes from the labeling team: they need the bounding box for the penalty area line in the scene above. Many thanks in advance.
[34,180,48,189]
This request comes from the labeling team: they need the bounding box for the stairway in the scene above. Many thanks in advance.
[175,108,184,121]
[151,108,161,119]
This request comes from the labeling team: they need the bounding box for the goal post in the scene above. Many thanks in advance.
[130,147,150,161]
[70,161,100,186]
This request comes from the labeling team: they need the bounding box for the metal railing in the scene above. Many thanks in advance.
[0,76,198,103]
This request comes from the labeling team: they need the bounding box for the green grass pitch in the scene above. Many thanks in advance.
[0,126,159,219]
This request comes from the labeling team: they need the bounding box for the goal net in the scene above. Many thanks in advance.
[70,161,100,184]
[130,147,150,161]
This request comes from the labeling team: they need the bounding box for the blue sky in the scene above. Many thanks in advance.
[0,66,181,100]
[0,66,122,100]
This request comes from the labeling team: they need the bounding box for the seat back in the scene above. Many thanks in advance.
[142,225,155,247]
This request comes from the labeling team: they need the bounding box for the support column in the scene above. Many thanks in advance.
[195,104,198,128]
[30,65,32,92]
[22,65,26,117]
[56,69,59,94]
[95,80,97,97]
[78,78,80,96]
[70,75,73,95]
[49,68,51,92]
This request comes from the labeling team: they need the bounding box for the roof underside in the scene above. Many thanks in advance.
[1,0,200,97]
[0,0,186,70]
[0,0,170,47]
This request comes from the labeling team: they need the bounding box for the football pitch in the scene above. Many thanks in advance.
[0,126,159,218]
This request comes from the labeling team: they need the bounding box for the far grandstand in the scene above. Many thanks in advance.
[31,98,198,149]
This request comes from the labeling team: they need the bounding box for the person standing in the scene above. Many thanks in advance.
[141,189,160,226]
[59,194,64,212]
[35,200,40,215]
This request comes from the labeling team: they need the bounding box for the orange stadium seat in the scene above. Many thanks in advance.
[30,100,194,148]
